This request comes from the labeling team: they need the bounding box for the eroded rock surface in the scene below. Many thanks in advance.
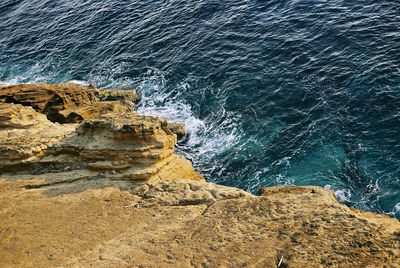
[0,83,137,123]
[97,88,139,104]
[1,84,400,267]
[168,122,187,139]
[44,113,203,182]
[1,178,399,267]
[0,102,203,184]
[0,103,76,166]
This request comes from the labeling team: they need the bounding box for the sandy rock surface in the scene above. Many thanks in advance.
[167,122,187,139]
[1,179,399,267]
[0,83,138,123]
[0,99,202,184]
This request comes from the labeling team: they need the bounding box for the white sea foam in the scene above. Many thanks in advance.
[135,72,243,171]
[1,66,240,178]
[334,189,352,202]
[394,203,400,213]
[275,173,294,185]
[0,62,52,85]
[276,156,291,168]
[324,184,332,190]
[0,76,28,85]
[66,80,88,85]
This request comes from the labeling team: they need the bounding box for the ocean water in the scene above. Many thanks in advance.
[1,0,400,218]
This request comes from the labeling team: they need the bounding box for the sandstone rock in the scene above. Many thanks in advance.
[0,103,76,166]
[97,88,139,103]
[0,83,96,121]
[44,113,203,181]
[0,83,137,123]
[0,102,49,129]
[0,102,203,183]
[130,179,250,206]
[0,178,399,267]
[168,122,187,139]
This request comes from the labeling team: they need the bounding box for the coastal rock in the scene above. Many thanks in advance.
[168,122,187,139]
[97,88,139,104]
[0,102,203,184]
[130,179,250,206]
[44,113,203,181]
[0,103,76,166]
[0,83,137,123]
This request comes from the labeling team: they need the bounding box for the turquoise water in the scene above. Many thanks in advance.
[1,0,400,218]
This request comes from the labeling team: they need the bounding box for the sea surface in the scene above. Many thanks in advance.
[1,0,400,218]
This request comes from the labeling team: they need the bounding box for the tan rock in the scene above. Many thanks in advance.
[97,88,139,103]
[0,178,399,267]
[0,102,49,129]
[1,83,399,267]
[0,103,76,165]
[168,122,187,139]
[130,179,250,206]
[48,113,203,181]
[0,83,138,123]
[0,102,203,183]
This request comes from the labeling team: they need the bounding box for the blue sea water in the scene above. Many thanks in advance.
[1,0,400,218]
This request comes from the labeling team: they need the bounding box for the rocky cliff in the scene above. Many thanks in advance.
[0,83,399,267]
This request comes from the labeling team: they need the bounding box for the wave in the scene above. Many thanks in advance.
[134,70,245,176]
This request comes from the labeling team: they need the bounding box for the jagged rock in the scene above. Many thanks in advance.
[88,82,98,91]
[44,113,203,181]
[168,122,187,139]
[0,103,76,166]
[0,83,137,123]
[0,83,96,121]
[0,102,49,129]
[0,102,203,183]
[97,88,139,103]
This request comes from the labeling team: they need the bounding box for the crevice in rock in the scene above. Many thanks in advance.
[200,203,214,216]
[23,176,92,190]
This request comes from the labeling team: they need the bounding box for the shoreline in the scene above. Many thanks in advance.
[1,83,400,267]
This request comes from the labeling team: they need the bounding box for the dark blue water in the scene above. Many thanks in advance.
[1,0,400,218]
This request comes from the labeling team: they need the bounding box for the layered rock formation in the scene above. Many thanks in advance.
[1,83,400,267]
[0,103,76,166]
[0,83,138,123]
[0,83,200,183]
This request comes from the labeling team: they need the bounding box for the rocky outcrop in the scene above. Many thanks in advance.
[0,103,76,166]
[0,102,203,184]
[97,88,139,103]
[168,122,187,139]
[0,83,138,123]
[0,83,400,267]
[42,112,202,182]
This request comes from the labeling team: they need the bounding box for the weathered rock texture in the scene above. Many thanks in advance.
[0,103,203,185]
[1,178,400,267]
[1,84,400,267]
[0,103,76,166]
[42,113,203,182]
[168,122,187,139]
[0,83,138,123]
